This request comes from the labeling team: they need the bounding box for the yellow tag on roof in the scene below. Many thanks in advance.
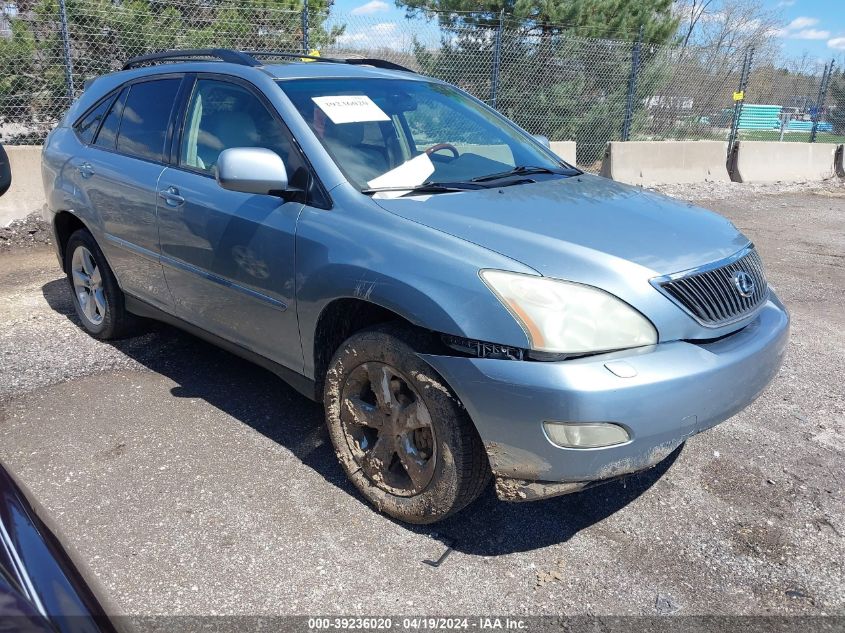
[733,91,745,102]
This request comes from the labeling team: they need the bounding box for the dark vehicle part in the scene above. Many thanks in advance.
[0,464,115,633]
[0,144,10,197]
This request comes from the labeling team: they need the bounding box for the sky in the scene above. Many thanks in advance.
[772,0,844,62]
[334,0,406,23]
[332,0,845,64]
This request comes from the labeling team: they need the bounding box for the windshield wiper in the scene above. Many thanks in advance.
[362,181,486,196]
[470,165,580,183]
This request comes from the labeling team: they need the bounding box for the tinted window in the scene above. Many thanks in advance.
[75,94,115,145]
[94,87,127,150]
[116,79,180,162]
[180,78,304,177]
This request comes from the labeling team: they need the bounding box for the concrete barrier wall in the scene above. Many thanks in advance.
[731,141,839,183]
[0,145,46,226]
[599,140,730,186]
[2,141,839,227]
[549,141,576,165]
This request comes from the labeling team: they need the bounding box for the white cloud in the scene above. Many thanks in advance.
[775,16,833,40]
[792,28,831,39]
[350,0,389,15]
[335,22,400,47]
[785,16,818,30]
[372,22,396,34]
[828,37,845,50]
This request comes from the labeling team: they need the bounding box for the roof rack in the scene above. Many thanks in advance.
[122,49,261,71]
[122,48,415,73]
[245,51,415,73]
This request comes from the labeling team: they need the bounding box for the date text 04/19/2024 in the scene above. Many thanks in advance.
[307,617,528,630]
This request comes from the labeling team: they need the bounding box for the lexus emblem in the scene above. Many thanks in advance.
[733,271,755,297]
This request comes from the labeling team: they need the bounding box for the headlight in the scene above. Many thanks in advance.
[480,270,657,354]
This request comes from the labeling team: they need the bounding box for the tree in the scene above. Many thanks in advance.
[674,0,783,67]
[401,0,678,165]
[0,0,343,143]
[399,0,678,44]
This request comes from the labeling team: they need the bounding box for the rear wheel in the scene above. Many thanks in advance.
[324,325,490,524]
[65,229,138,340]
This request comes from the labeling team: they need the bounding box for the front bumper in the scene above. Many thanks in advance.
[420,293,790,500]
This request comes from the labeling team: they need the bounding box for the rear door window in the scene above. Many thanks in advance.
[115,78,181,162]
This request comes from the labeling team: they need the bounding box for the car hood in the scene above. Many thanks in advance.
[371,174,749,280]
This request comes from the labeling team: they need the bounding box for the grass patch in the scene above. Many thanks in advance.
[738,130,845,144]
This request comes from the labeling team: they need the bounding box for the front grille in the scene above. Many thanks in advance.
[655,247,768,327]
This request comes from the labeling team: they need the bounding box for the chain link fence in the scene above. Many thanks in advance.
[2,0,843,169]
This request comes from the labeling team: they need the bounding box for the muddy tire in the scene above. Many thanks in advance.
[65,229,138,340]
[324,324,490,524]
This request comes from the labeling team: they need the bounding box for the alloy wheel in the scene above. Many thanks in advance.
[71,245,106,326]
[340,362,437,496]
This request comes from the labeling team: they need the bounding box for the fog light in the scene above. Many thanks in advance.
[543,422,630,448]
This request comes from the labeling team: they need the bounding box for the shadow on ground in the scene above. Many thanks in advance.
[42,277,680,557]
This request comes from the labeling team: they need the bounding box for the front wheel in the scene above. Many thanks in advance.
[324,325,490,524]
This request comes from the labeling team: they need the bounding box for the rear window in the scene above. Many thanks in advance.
[115,79,181,162]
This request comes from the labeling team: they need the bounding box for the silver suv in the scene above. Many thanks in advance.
[41,49,789,524]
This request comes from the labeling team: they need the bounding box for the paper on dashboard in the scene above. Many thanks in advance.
[367,153,435,198]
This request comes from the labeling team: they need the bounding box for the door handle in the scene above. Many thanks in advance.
[158,186,185,207]
[77,162,94,179]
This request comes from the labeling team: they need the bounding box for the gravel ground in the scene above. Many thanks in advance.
[0,210,52,251]
[0,185,843,618]
[649,176,845,201]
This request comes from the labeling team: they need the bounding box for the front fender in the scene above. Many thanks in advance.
[295,189,536,379]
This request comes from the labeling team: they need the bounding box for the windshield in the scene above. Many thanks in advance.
[278,77,569,192]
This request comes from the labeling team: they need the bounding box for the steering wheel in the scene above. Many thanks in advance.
[424,143,460,159]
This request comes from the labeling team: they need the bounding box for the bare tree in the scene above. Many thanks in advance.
[676,0,718,48]
[674,0,783,66]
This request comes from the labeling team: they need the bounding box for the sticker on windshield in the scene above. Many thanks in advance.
[312,95,390,124]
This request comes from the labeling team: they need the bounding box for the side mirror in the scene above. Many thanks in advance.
[533,135,551,149]
[0,144,11,198]
[216,147,289,196]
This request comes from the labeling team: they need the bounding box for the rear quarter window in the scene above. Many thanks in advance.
[74,94,116,145]
[94,87,127,151]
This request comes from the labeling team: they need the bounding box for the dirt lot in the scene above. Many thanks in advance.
[0,186,843,617]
